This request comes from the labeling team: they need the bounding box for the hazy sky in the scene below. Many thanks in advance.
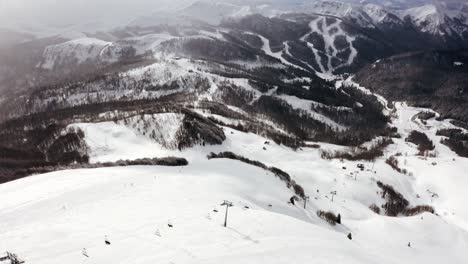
[0,0,461,35]
[0,0,194,33]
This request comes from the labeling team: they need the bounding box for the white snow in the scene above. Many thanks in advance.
[32,53,307,114]
[3,98,468,263]
[39,32,219,70]
[250,16,359,74]
[4,14,468,261]
[338,76,390,114]
[300,0,375,28]
[2,103,468,263]
[277,94,347,131]
[363,4,390,23]
[0,163,379,264]
[177,1,253,25]
[399,4,449,35]
[300,17,357,73]
[119,33,177,56]
[41,37,113,69]
[117,113,185,149]
[255,33,299,69]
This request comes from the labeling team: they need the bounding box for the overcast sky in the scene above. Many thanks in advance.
[0,0,462,35]
[0,0,194,33]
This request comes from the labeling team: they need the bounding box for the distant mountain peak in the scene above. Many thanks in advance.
[400,3,468,36]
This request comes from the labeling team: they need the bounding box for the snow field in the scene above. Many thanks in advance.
[2,101,468,263]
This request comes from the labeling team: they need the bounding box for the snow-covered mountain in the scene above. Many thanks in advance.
[1,1,467,122]
[26,4,466,75]
[2,1,467,48]
[40,38,114,70]
[1,1,468,263]
[400,4,468,36]
[2,100,468,264]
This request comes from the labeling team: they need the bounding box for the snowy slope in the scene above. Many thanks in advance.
[399,3,468,36]
[300,16,358,73]
[400,5,445,34]
[177,1,254,25]
[362,4,404,26]
[38,31,226,70]
[0,162,377,264]
[2,100,468,263]
[39,34,178,70]
[299,0,376,28]
[2,2,468,262]
[40,38,113,69]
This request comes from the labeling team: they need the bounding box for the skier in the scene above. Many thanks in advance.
[289,196,296,205]
[82,248,89,258]
[105,235,111,245]
[336,213,342,224]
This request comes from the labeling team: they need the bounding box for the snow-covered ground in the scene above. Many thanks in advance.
[399,5,445,34]
[276,94,347,131]
[40,38,113,69]
[1,103,468,263]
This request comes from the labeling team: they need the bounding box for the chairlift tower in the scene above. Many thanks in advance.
[330,191,337,202]
[303,196,310,209]
[220,200,233,227]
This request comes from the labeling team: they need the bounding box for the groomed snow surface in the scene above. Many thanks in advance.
[1,104,468,263]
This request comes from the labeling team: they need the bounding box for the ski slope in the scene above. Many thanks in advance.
[0,162,376,264]
[300,17,357,73]
[1,104,468,263]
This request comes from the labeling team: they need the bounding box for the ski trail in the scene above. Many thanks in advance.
[255,33,295,67]
[283,41,315,72]
[301,17,357,73]
[246,32,310,72]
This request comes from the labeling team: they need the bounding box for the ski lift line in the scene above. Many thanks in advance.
[107,224,200,259]
[98,209,227,250]
[25,221,186,262]
[22,220,162,262]
[19,220,142,261]
[20,241,103,263]
[299,206,315,223]
[105,225,173,250]
[12,200,247,261]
